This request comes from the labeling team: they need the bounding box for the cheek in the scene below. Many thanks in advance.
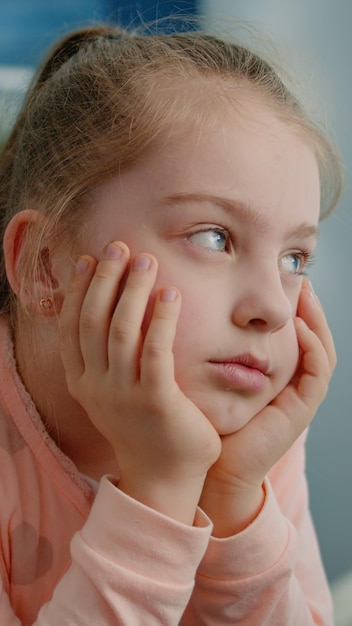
[140,270,204,342]
[171,294,218,381]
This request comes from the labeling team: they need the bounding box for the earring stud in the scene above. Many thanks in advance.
[39,297,54,310]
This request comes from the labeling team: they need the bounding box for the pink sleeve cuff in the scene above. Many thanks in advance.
[197,478,292,580]
[79,476,212,586]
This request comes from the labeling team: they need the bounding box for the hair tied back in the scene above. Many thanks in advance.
[32,27,118,89]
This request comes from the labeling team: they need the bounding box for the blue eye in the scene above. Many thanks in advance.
[282,253,306,275]
[188,229,229,252]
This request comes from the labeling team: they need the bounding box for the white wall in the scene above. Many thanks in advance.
[200,0,352,586]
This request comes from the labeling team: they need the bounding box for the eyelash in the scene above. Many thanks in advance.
[186,227,316,276]
[284,249,316,276]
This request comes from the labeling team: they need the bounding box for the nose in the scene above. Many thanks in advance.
[231,265,294,333]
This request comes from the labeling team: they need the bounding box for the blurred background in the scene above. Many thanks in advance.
[0,1,351,622]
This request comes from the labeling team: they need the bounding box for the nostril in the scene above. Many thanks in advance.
[249,318,267,327]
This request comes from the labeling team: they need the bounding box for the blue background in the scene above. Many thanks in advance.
[0,0,198,67]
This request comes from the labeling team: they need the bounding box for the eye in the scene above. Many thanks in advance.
[281,251,312,275]
[187,228,230,252]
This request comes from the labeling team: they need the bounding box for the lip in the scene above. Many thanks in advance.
[208,353,270,392]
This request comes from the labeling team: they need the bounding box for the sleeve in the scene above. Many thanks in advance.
[181,430,334,626]
[0,583,21,626]
[0,477,212,626]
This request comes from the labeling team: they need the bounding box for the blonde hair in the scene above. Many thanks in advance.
[0,23,343,318]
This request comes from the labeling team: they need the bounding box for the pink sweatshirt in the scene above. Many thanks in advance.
[0,318,334,625]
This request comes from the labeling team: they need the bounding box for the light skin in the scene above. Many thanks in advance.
[5,94,336,536]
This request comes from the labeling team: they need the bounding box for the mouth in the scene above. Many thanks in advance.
[208,353,270,392]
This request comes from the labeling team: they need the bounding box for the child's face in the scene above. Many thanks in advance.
[79,96,320,435]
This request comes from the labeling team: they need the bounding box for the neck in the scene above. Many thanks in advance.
[14,316,119,481]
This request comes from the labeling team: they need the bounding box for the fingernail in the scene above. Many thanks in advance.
[160,287,178,302]
[133,255,151,271]
[104,242,123,260]
[74,257,89,274]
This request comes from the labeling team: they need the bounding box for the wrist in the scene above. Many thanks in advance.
[199,482,265,538]
[117,474,206,526]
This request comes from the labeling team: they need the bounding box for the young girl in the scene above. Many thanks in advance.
[0,22,342,626]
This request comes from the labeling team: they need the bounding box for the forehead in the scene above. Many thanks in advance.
[149,80,318,172]
[86,94,320,241]
[141,66,338,221]
[152,92,319,207]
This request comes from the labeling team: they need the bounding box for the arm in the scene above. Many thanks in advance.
[183,280,335,625]
[36,478,212,626]
[1,241,219,625]
[60,242,220,523]
[41,241,220,625]
[0,477,212,626]
[182,436,334,625]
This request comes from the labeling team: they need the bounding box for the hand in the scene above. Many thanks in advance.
[59,242,221,524]
[199,279,336,536]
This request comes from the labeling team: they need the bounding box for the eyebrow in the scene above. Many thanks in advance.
[161,192,320,240]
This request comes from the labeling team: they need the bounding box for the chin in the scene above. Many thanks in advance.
[198,401,257,436]
[195,390,276,436]
[213,420,250,437]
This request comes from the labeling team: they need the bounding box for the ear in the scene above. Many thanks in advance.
[3,210,64,316]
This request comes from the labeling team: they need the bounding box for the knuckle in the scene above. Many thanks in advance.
[154,308,175,321]
[109,318,133,342]
[144,340,168,360]
[93,267,115,282]
[79,311,100,332]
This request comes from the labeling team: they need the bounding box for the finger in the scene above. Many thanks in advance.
[107,253,158,383]
[78,242,130,372]
[294,317,331,403]
[59,255,97,381]
[245,318,330,469]
[297,279,336,371]
[139,287,181,392]
[264,314,332,441]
